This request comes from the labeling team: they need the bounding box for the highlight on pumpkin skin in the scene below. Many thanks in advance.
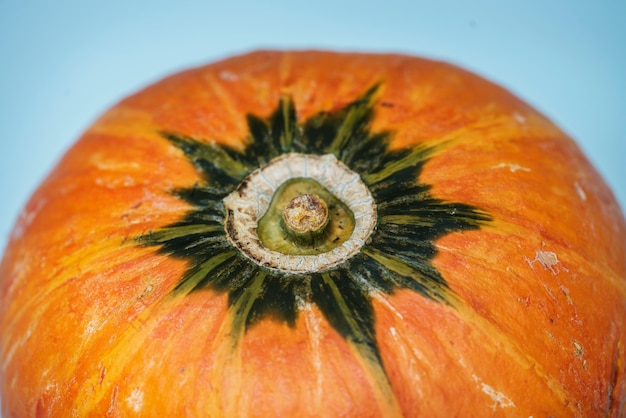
[137,83,492,413]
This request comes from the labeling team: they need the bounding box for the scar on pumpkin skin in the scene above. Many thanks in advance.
[525,250,560,275]
[471,374,516,411]
[574,182,587,201]
[492,162,531,173]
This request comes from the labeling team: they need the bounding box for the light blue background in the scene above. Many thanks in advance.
[0,0,625,413]
[1,1,625,254]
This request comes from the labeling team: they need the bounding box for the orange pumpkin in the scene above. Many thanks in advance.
[1,51,625,417]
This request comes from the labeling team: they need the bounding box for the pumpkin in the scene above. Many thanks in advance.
[0,51,625,417]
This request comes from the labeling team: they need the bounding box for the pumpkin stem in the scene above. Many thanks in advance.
[282,193,330,246]
[224,153,375,272]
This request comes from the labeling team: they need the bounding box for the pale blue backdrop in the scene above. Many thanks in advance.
[1,1,625,255]
[0,0,626,413]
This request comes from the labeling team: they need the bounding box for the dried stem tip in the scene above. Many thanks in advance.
[282,194,329,235]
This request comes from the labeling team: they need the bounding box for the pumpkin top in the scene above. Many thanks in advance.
[222,152,377,273]
[0,50,624,417]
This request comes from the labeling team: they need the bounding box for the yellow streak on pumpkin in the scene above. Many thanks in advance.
[473,219,626,298]
[90,108,161,142]
[67,268,267,417]
[1,236,177,416]
[320,273,403,418]
[427,230,578,416]
[3,238,178,415]
[3,239,144,355]
[71,292,172,415]
[434,220,626,413]
[207,270,267,417]
[303,302,324,412]
[435,223,578,410]
[451,298,576,412]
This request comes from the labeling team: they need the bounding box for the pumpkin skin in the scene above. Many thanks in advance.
[0,50,625,417]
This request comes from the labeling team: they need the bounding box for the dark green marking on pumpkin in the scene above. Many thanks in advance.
[137,84,491,384]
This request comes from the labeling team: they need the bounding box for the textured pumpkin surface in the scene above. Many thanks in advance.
[1,51,625,417]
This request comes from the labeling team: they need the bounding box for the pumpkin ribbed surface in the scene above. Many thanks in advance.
[0,51,625,417]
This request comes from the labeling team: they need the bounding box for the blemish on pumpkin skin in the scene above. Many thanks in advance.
[373,293,404,320]
[11,198,48,240]
[574,182,587,201]
[83,319,102,337]
[572,340,584,359]
[492,162,531,173]
[525,250,560,275]
[107,385,119,415]
[559,285,573,305]
[137,283,155,300]
[98,363,106,385]
[219,70,239,82]
[571,340,588,370]
[517,295,531,308]
[471,374,516,410]
[126,388,144,413]
[512,112,527,124]
[2,326,33,372]
[95,175,137,189]
[546,331,559,345]
[90,153,141,171]
[542,284,560,307]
